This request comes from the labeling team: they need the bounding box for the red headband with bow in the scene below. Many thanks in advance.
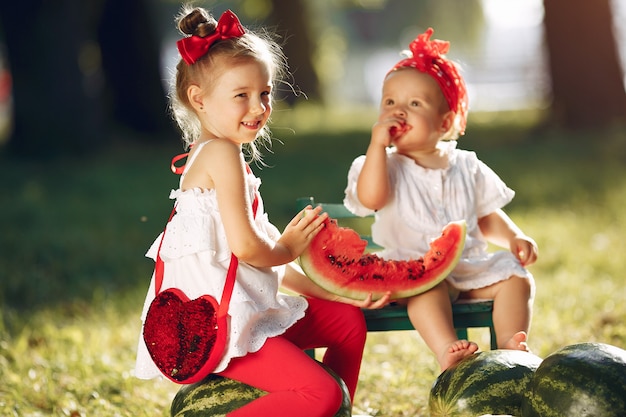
[390,28,468,135]
[176,10,245,65]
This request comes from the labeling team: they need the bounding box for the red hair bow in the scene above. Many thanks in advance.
[390,28,468,135]
[176,10,245,65]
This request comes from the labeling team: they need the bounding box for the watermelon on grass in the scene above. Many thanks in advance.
[429,350,543,417]
[170,362,351,417]
[170,374,264,417]
[521,342,626,417]
[299,219,466,301]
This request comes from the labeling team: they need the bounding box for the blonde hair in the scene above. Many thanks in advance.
[170,6,289,161]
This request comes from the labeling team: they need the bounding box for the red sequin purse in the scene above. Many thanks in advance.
[143,194,257,384]
[142,251,237,384]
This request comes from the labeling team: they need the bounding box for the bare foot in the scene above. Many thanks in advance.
[438,340,479,370]
[503,331,530,351]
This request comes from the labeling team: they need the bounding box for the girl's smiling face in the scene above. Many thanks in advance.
[379,68,454,153]
[190,57,273,145]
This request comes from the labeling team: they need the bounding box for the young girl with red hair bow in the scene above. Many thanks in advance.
[135,7,387,416]
[344,28,538,370]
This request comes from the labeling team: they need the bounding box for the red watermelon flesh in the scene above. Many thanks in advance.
[299,219,466,301]
[389,122,411,139]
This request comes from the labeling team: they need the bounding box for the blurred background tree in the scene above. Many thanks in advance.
[0,0,624,158]
[544,0,626,128]
[0,0,174,157]
[268,0,321,103]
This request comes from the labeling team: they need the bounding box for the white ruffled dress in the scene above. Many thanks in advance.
[343,141,534,296]
[135,141,308,378]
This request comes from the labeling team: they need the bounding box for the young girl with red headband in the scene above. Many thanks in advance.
[344,28,538,370]
[135,7,387,416]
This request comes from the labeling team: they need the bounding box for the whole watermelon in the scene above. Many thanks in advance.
[521,342,626,417]
[170,362,351,417]
[429,350,543,417]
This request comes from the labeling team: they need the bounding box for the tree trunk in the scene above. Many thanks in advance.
[268,0,321,103]
[0,0,172,158]
[543,0,626,128]
[97,0,173,136]
[0,0,105,156]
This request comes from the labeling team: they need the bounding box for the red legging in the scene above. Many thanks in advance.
[217,297,367,417]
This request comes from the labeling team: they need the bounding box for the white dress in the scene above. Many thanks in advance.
[135,141,308,378]
[343,141,534,296]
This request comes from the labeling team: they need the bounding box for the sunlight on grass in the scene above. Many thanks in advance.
[1,113,626,416]
[355,332,438,416]
[0,293,179,417]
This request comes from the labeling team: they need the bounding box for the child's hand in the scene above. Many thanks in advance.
[279,205,328,259]
[511,235,538,267]
[332,291,392,309]
[358,291,392,309]
[371,119,411,148]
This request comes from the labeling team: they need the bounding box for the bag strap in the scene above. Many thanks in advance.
[153,162,259,317]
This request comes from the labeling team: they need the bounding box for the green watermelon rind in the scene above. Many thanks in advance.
[521,342,626,417]
[299,220,466,301]
[170,375,265,417]
[429,350,543,417]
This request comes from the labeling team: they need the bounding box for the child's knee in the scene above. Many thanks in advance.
[508,275,533,299]
[312,299,366,346]
[304,365,344,414]
[342,304,367,339]
[324,378,345,415]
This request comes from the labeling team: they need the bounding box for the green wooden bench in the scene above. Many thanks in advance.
[296,197,497,350]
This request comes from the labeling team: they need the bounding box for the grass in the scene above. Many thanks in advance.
[1,108,626,416]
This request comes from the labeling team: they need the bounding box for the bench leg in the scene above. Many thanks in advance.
[455,328,468,340]
[456,327,498,350]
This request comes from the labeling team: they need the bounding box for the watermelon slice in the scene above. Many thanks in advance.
[389,121,411,138]
[299,219,466,301]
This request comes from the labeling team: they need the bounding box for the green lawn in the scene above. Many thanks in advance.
[1,109,625,416]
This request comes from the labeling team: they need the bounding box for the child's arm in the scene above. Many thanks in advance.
[355,121,397,210]
[478,209,538,267]
[200,140,327,268]
[282,263,391,309]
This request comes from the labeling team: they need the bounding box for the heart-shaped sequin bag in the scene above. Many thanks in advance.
[142,202,240,384]
[143,252,237,384]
